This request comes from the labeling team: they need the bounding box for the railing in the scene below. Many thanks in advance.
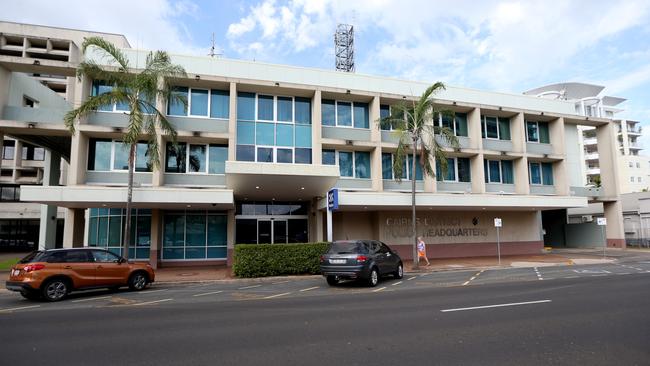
[583,138,598,145]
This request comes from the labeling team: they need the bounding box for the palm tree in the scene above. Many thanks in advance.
[64,37,187,259]
[380,83,459,269]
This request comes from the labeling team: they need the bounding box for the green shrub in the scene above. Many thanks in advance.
[233,242,329,278]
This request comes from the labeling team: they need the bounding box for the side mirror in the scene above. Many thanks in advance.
[118,257,127,264]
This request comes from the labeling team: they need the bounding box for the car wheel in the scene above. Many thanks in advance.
[394,263,404,279]
[326,275,339,286]
[128,272,148,291]
[20,290,40,301]
[368,267,379,287]
[41,278,69,302]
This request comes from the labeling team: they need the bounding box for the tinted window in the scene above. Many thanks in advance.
[378,243,390,254]
[328,241,367,254]
[19,251,47,263]
[93,250,121,263]
[65,250,92,263]
[45,251,68,263]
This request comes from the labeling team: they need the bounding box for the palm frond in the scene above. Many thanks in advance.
[63,90,129,133]
[81,36,130,73]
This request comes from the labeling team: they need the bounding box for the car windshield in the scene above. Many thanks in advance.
[18,251,48,263]
[328,242,367,254]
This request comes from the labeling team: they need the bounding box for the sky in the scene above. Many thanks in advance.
[4,0,650,146]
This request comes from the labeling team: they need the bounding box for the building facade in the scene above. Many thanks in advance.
[0,22,627,266]
[524,82,650,193]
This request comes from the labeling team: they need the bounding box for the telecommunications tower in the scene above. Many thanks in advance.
[334,24,355,72]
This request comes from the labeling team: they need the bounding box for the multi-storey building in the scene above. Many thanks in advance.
[0,22,626,266]
[524,82,650,193]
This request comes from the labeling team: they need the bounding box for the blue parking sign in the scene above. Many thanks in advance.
[328,189,338,211]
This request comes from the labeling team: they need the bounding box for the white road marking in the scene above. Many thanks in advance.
[299,286,319,292]
[392,281,403,286]
[264,292,291,299]
[534,267,543,281]
[573,269,610,274]
[0,305,41,313]
[462,281,470,286]
[406,276,416,281]
[565,276,578,279]
[238,285,262,290]
[462,270,483,286]
[441,300,552,313]
[618,273,631,275]
[192,290,223,297]
[372,287,387,292]
[71,296,112,303]
[272,280,289,284]
[132,298,173,306]
[135,289,168,295]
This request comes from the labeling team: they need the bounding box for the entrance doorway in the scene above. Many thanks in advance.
[257,219,288,244]
[235,201,310,244]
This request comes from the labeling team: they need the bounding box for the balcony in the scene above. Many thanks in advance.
[584,152,599,160]
[586,167,600,175]
[583,138,598,145]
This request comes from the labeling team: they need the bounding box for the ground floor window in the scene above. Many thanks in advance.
[0,219,39,251]
[88,208,151,260]
[235,201,309,244]
[162,211,227,260]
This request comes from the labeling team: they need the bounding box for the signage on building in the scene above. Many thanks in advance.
[596,217,607,226]
[494,218,502,227]
[384,216,489,240]
[327,189,338,211]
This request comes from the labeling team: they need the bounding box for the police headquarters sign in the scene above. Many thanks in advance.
[384,216,489,240]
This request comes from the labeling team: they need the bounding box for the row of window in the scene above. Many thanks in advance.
[238,92,311,124]
[2,141,45,161]
[322,150,371,179]
[88,208,152,260]
[168,87,229,119]
[322,100,369,128]
[0,185,20,202]
[163,211,227,260]
[630,176,643,183]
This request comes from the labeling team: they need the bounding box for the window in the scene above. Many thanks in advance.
[88,208,151,259]
[2,140,15,160]
[168,86,230,119]
[484,159,514,184]
[23,95,39,108]
[638,177,642,183]
[88,140,152,172]
[636,162,641,168]
[529,162,554,185]
[0,185,20,202]
[380,104,393,130]
[92,250,121,263]
[481,115,511,140]
[329,151,371,178]
[630,176,635,183]
[629,162,634,168]
[382,153,423,180]
[436,157,471,182]
[322,100,370,129]
[21,143,45,161]
[165,142,227,174]
[163,211,227,260]
[526,121,550,143]
[437,113,468,137]
[236,93,312,164]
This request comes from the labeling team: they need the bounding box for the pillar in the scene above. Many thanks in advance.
[62,208,85,248]
[12,140,22,182]
[311,90,322,165]
[596,122,621,199]
[514,156,530,195]
[67,132,88,185]
[369,95,382,191]
[467,107,482,150]
[149,209,161,269]
[226,209,235,267]
[38,150,61,249]
[228,82,237,161]
[511,112,526,153]
[470,153,486,193]
[604,201,625,248]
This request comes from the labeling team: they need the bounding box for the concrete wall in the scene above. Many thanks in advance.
[565,222,605,248]
[564,124,585,187]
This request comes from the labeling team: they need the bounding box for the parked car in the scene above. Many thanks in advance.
[5,248,155,301]
[320,240,403,287]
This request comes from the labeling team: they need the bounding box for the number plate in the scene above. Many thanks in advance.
[12,269,20,276]
[329,259,346,264]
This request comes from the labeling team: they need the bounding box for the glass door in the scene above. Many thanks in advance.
[273,220,287,244]
[258,220,272,244]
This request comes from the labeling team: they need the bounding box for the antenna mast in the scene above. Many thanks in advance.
[208,33,222,58]
[334,24,355,72]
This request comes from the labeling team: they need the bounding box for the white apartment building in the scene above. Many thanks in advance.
[525,82,650,193]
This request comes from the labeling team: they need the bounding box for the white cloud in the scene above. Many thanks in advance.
[0,0,207,55]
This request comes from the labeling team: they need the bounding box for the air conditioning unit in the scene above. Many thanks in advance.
[581,215,594,223]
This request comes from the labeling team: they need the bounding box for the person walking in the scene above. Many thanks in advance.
[417,237,430,266]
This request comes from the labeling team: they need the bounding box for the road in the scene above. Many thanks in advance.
[1,252,649,365]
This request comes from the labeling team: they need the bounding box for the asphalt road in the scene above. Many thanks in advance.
[1,254,649,365]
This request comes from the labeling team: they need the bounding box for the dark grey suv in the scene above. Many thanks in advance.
[320,240,403,287]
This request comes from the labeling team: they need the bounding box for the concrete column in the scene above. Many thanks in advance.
[152,133,165,186]
[12,140,23,182]
[314,206,324,242]
[0,65,11,117]
[471,153,486,193]
[38,150,61,249]
[549,117,565,155]
[553,159,569,196]
[149,209,161,269]
[596,122,621,199]
[511,112,526,153]
[0,134,4,168]
[424,159,437,193]
[67,132,88,185]
[369,95,382,191]
[514,156,530,195]
[311,90,322,165]
[228,82,237,161]
[226,209,236,267]
[467,107,482,150]
[63,208,85,248]
[604,201,625,248]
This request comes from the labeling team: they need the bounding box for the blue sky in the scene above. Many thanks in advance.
[5,0,650,146]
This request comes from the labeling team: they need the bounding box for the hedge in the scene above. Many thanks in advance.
[233,242,329,278]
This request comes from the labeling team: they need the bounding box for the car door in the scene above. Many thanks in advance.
[92,250,130,286]
[61,250,96,289]
[379,242,399,271]
[368,241,387,274]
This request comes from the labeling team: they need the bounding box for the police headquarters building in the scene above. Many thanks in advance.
[0,22,626,267]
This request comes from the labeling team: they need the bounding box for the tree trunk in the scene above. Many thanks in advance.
[123,143,136,259]
[412,135,418,270]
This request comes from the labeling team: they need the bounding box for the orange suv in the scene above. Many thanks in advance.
[6,248,155,301]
